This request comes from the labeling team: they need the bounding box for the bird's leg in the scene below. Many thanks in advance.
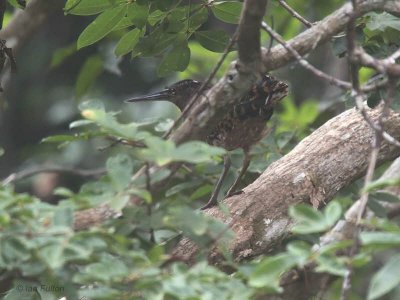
[200,154,231,210]
[226,149,251,197]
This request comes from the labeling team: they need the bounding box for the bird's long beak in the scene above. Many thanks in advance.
[125,89,171,103]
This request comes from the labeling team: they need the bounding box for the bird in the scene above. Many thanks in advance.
[125,75,289,209]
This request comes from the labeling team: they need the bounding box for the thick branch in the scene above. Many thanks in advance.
[173,105,400,264]
[262,0,400,72]
[237,0,267,69]
[0,0,64,53]
[276,157,400,300]
[170,0,268,145]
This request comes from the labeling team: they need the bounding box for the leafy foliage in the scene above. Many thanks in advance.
[64,0,241,77]
[2,0,400,299]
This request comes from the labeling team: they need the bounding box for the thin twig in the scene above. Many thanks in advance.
[2,166,106,186]
[98,137,146,152]
[357,78,396,223]
[265,17,275,56]
[261,21,352,89]
[145,162,155,243]
[277,0,313,28]
[353,47,400,77]
[261,21,400,149]
[261,20,392,93]
[340,1,362,299]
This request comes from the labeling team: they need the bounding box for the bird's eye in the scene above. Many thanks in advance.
[170,89,176,95]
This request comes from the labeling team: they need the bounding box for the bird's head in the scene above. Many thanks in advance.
[125,79,202,111]
[260,75,289,106]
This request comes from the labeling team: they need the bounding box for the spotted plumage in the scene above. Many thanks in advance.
[125,75,289,209]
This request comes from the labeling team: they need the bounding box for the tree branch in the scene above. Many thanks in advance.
[276,156,400,300]
[261,0,400,72]
[0,0,64,53]
[173,105,400,264]
[1,166,106,186]
[169,0,269,146]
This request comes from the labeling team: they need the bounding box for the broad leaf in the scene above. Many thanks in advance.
[211,1,243,24]
[127,2,149,29]
[106,154,133,192]
[289,201,342,234]
[195,30,230,52]
[115,28,142,56]
[65,0,125,16]
[75,55,104,97]
[158,42,191,76]
[248,253,297,292]
[368,254,400,299]
[77,5,127,49]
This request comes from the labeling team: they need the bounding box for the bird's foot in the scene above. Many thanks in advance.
[200,195,218,210]
[226,189,244,198]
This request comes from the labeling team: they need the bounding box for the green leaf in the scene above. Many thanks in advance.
[112,17,134,31]
[132,29,178,57]
[41,135,79,143]
[289,201,342,234]
[65,0,125,16]
[139,137,225,166]
[115,28,142,56]
[106,154,133,191]
[318,240,353,256]
[7,0,25,9]
[166,207,209,236]
[154,118,174,132]
[361,232,400,246]
[190,185,213,201]
[76,55,104,98]
[315,255,347,276]
[248,253,297,292]
[188,7,208,31]
[139,137,176,166]
[148,9,166,26]
[53,206,74,227]
[286,241,311,266]
[166,181,199,197]
[82,254,129,281]
[109,194,130,212]
[79,101,146,141]
[158,42,191,76]
[51,43,77,68]
[39,242,65,269]
[127,187,152,204]
[174,141,225,163]
[0,147,4,157]
[367,198,387,218]
[211,1,243,24]
[127,2,149,29]
[69,119,94,129]
[368,254,400,300]
[324,201,342,225]
[371,191,400,203]
[364,178,400,192]
[195,30,230,52]
[77,5,127,49]
[366,12,400,32]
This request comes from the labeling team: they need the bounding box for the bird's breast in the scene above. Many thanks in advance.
[207,116,270,151]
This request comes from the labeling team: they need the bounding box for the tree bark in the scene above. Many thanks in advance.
[172,105,400,264]
[269,157,400,300]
